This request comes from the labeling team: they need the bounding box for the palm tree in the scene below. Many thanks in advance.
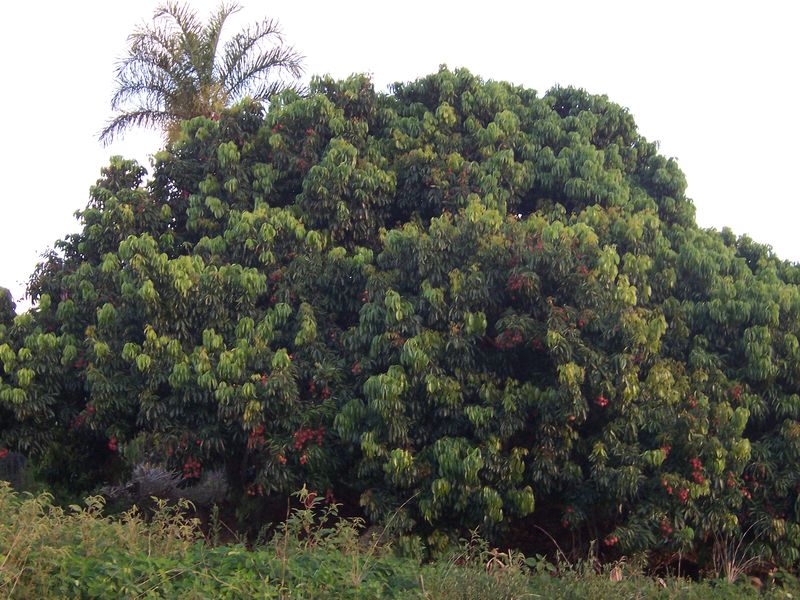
[100,2,304,144]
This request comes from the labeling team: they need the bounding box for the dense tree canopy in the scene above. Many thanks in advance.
[4,68,800,566]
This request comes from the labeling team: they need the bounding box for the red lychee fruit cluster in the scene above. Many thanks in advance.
[247,425,266,449]
[495,330,523,349]
[293,426,325,450]
[660,519,673,539]
[689,457,705,484]
[182,457,201,479]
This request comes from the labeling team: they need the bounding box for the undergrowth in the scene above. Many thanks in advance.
[1,481,798,599]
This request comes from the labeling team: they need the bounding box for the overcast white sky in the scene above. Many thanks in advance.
[1,1,798,310]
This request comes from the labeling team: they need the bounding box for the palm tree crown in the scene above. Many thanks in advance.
[100,2,304,144]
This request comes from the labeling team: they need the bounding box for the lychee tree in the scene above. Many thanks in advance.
[3,68,800,567]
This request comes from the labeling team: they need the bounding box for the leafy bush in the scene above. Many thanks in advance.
[3,67,800,568]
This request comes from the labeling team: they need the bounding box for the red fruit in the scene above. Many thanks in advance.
[300,454,307,465]
[0,448,9,459]
[507,275,522,292]
[278,454,287,465]
[108,436,118,452]
[352,362,362,375]
[666,486,673,494]
[595,396,608,408]
[604,535,618,546]
[677,488,689,503]
[182,457,202,479]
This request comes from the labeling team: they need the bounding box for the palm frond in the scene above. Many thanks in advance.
[224,40,304,101]
[154,2,202,41]
[154,2,209,81]
[118,22,189,93]
[99,109,175,145]
[203,2,242,76]
[101,2,303,142]
[219,18,297,89]
[110,76,173,112]
[233,77,308,104]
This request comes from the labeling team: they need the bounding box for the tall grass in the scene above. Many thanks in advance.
[0,482,199,597]
[1,481,798,599]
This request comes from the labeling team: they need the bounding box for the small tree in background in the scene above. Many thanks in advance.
[100,2,304,144]
[0,289,14,327]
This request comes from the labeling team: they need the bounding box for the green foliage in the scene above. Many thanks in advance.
[5,67,800,568]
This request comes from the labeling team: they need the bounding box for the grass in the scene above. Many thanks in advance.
[1,481,798,599]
